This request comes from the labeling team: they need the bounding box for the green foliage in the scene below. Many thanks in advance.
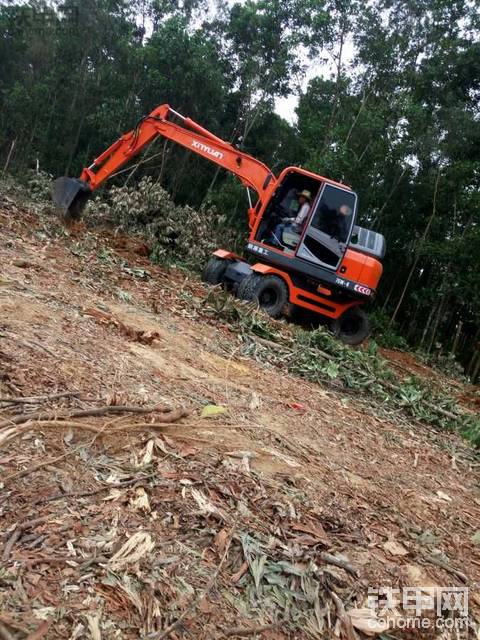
[369,309,409,350]
[24,170,53,201]
[415,349,469,383]
[97,177,238,270]
[199,294,480,445]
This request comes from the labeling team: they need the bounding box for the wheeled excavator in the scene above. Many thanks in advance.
[52,104,386,345]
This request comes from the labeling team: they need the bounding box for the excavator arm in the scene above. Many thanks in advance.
[52,104,276,227]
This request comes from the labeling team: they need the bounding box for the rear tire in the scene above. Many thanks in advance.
[330,306,370,346]
[237,274,289,318]
[202,257,227,285]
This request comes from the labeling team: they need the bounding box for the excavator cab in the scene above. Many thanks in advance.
[254,171,321,247]
[253,169,357,270]
[211,167,386,344]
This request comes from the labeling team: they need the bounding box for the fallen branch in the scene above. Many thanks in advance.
[2,515,55,562]
[0,420,102,448]
[111,409,189,428]
[151,522,236,639]
[31,472,159,506]
[83,307,161,344]
[0,622,15,640]
[0,409,189,449]
[330,590,358,640]
[382,381,459,421]
[0,616,29,636]
[319,552,358,577]
[25,620,52,640]
[0,391,80,405]
[1,529,20,563]
[421,553,468,583]
[2,411,129,484]
[250,332,465,429]
[0,402,172,430]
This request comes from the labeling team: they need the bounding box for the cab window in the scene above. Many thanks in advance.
[310,185,355,243]
[297,185,357,269]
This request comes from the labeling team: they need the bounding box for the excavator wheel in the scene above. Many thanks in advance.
[330,306,370,346]
[237,274,288,319]
[202,257,228,286]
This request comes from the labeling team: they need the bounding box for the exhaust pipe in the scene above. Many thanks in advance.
[51,177,92,221]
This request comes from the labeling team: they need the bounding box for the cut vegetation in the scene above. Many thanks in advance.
[0,182,479,639]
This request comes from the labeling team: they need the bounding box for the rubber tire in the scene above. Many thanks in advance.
[330,306,370,346]
[202,257,228,285]
[237,274,289,319]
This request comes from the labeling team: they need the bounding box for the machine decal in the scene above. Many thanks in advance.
[354,284,372,296]
[335,277,351,288]
[192,140,224,160]
[247,242,269,256]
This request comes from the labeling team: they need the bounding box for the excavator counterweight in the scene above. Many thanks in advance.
[52,102,386,345]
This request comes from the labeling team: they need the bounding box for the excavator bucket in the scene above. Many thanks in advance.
[51,177,92,221]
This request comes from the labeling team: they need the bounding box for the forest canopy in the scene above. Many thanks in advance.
[0,0,479,379]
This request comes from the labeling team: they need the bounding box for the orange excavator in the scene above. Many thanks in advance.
[52,103,385,345]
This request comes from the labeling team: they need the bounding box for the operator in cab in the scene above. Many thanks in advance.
[328,203,352,242]
[270,189,312,247]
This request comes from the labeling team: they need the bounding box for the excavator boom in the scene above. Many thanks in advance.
[52,104,275,224]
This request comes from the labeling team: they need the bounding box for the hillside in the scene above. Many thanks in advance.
[0,186,479,639]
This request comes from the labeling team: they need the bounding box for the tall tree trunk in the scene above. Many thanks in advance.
[171,150,191,200]
[466,327,480,378]
[344,90,369,146]
[64,50,88,174]
[471,352,480,383]
[2,140,16,175]
[321,20,347,153]
[381,269,401,310]
[155,139,171,186]
[373,166,408,230]
[390,167,441,325]
[451,320,462,354]
[427,293,446,354]
[420,303,436,348]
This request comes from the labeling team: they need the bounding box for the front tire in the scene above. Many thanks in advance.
[330,306,370,346]
[237,274,289,318]
[202,257,227,285]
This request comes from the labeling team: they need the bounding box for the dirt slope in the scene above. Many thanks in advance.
[0,197,479,639]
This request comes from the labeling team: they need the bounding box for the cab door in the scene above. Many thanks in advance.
[296,184,357,270]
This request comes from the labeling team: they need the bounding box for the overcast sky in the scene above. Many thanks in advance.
[274,40,356,124]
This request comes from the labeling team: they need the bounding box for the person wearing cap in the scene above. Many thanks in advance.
[270,189,312,247]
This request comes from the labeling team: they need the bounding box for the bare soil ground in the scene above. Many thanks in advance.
[0,195,479,639]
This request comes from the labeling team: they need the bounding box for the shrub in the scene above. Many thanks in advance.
[97,177,239,270]
[369,308,409,350]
